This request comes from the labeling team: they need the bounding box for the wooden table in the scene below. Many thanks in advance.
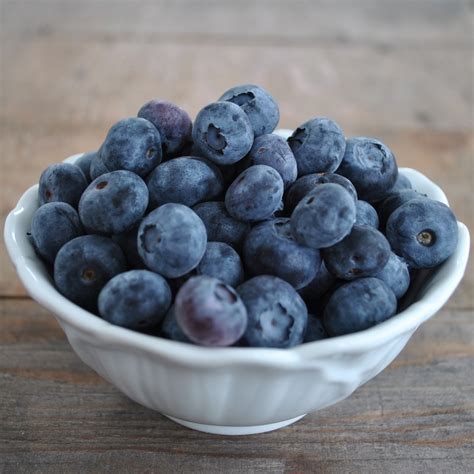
[1,1,473,472]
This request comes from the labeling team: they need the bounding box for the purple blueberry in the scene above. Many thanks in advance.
[243,218,321,289]
[161,305,192,343]
[75,151,96,182]
[175,276,248,346]
[237,276,307,348]
[137,203,207,278]
[304,314,328,343]
[290,183,356,249]
[30,202,83,264]
[137,99,192,156]
[79,171,149,235]
[192,101,254,165]
[38,163,88,208]
[146,156,224,209]
[100,117,162,177]
[54,235,127,311]
[386,198,458,268]
[225,165,284,222]
[322,225,391,280]
[219,84,279,137]
[98,270,171,330]
[355,200,379,228]
[288,117,346,176]
[323,278,397,336]
[375,252,410,299]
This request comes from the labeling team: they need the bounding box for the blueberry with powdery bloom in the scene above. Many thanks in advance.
[79,171,149,235]
[137,99,192,157]
[225,165,284,222]
[290,183,356,249]
[192,101,254,165]
[285,172,357,214]
[30,202,83,264]
[355,200,379,228]
[337,137,398,202]
[75,151,96,182]
[100,117,162,177]
[196,242,244,287]
[146,156,224,209]
[389,173,412,193]
[38,163,88,208]
[137,203,207,278]
[112,226,145,269]
[243,218,321,290]
[237,275,308,348]
[298,260,338,310]
[161,305,192,343]
[375,252,410,299]
[54,235,127,311]
[193,201,250,249]
[219,84,279,137]
[98,270,171,330]
[288,117,346,176]
[323,278,397,336]
[89,150,111,180]
[175,276,248,346]
[304,314,328,343]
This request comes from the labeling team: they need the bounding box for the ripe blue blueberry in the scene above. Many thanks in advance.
[243,218,321,289]
[89,150,111,180]
[98,270,172,330]
[137,203,207,278]
[298,260,338,309]
[375,252,410,299]
[161,305,192,343]
[75,151,96,182]
[175,276,248,346]
[288,117,346,176]
[30,202,83,264]
[137,99,192,157]
[322,225,391,280]
[290,183,356,249]
[54,235,127,311]
[386,198,458,268]
[355,200,379,228]
[219,84,279,137]
[38,163,88,208]
[389,173,412,193]
[225,165,284,222]
[196,242,244,287]
[112,226,145,269]
[237,275,308,348]
[337,137,398,202]
[100,117,162,177]
[79,170,149,235]
[193,201,250,249]
[146,156,224,209]
[192,101,254,165]
[377,189,427,230]
[304,314,328,343]
[323,278,397,336]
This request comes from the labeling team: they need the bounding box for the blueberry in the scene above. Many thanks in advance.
[146,156,224,209]
[193,201,250,249]
[160,305,192,343]
[355,200,379,228]
[377,189,427,230]
[298,260,338,309]
[322,225,391,280]
[218,84,279,137]
[336,137,398,202]
[30,202,83,264]
[288,117,346,176]
[137,99,192,156]
[38,163,88,208]
[79,171,149,235]
[112,226,145,269]
[175,276,247,346]
[243,218,320,289]
[290,183,356,249]
[100,117,162,177]
[237,275,307,348]
[75,151,96,182]
[304,314,328,343]
[375,252,410,299]
[137,203,207,278]
[323,278,397,336]
[192,101,254,165]
[386,198,458,268]
[285,172,357,214]
[196,242,244,287]
[225,165,284,222]
[89,150,111,180]
[242,134,297,189]
[389,173,412,193]
[54,235,127,311]
[98,270,171,330]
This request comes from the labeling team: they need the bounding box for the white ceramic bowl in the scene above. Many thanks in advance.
[4,133,470,435]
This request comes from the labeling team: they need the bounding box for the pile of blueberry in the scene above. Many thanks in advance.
[29,84,459,348]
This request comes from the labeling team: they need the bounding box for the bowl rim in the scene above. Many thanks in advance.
[3,151,470,368]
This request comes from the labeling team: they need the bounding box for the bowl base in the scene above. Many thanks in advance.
[164,414,307,435]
